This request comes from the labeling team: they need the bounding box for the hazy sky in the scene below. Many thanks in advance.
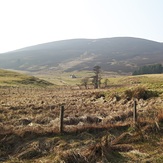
[0,0,163,53]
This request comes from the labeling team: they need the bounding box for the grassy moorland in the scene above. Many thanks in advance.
[0,69,53,87]
[0,71,163,162]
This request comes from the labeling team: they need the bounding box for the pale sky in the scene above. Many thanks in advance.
[0,0,163,53]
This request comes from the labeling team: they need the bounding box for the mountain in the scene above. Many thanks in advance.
[0,37,163,73]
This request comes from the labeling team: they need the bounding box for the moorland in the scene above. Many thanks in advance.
[0,37,163,162]
[0,69,163,162]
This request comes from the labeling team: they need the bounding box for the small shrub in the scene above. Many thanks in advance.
[124,89,133,100]
[124,87,158,100]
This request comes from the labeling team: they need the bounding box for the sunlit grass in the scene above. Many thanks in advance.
[0,69,53,87]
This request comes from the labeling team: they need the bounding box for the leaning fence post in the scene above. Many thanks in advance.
[59,105,64,133]
[133,99,137,124]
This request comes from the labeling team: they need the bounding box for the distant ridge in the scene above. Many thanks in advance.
[0,37,163,73]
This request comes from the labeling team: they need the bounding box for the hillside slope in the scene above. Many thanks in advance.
[0,69,53,87]
[0,37,163,73]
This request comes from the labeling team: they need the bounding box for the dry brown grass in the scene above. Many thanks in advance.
[0,86,163,162]
[157,109,163,123]
[124,86,158,100]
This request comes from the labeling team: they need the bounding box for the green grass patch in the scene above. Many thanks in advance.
[0,69,53,87]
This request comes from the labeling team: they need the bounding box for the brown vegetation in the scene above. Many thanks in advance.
[0,86,163,162]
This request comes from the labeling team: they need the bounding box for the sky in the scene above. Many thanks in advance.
[0,0,163,53]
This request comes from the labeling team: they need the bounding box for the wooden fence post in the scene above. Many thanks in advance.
[59,105,64,133]
[133,99,137,124]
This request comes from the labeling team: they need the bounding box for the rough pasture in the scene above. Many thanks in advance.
[0,87,163,162]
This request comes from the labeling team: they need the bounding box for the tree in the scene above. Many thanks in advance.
[104,78,109,88]
[92,66,101,89]
[133,63,163,75]
[81,77,89,89]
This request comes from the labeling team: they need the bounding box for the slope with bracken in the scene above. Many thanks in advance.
[0,37,163,73]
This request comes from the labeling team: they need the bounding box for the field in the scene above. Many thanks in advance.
[1,72,163,162]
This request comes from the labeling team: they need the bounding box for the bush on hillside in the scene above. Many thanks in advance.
[124,87,158,100]
[17,77,53,86]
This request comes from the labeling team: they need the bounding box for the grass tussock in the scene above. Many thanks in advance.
[60,134,129,163]
[124,87,158,100]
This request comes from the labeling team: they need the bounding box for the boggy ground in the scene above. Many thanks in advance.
[0,86,163,162]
